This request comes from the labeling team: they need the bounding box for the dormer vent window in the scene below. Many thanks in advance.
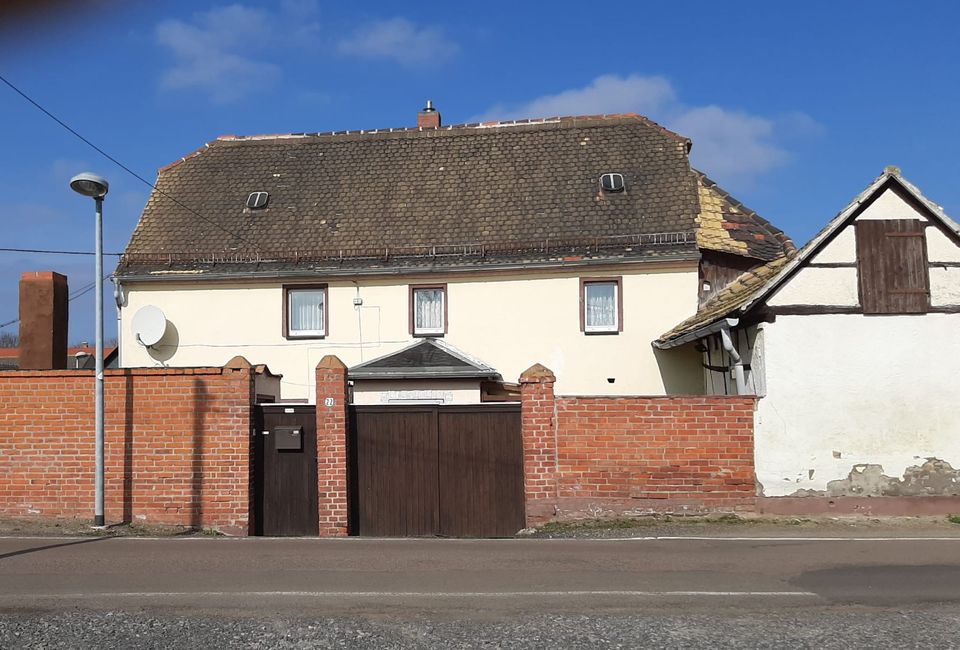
[246,191,270,209]
[600,173,625,192]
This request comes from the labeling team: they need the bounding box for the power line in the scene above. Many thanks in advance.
[0,72,259,250]
[0,247,122,256]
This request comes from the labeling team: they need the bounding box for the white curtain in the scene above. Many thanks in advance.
[585,283,616,330]
[415,289,444,332]
[290,290,324,333]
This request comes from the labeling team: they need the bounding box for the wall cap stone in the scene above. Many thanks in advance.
[317,355,347,371]
[519,363,556,383]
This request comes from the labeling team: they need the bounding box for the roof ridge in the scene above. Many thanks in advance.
[210,112,687,144]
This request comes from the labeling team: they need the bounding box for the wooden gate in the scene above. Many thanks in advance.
[349,404,524,538]
[254,405,318,536]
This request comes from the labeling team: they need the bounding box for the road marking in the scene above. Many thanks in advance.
[0,590,819,599]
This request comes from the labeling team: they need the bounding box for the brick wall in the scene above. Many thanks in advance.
[315,356,349,537]
[520,365,756,524]
[0,365,255,535]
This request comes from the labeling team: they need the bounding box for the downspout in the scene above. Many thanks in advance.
[112,278,125,367]
[719,320,746,395]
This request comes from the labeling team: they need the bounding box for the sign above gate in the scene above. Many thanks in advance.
[380,389,454,404]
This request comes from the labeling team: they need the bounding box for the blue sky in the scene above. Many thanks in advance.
[1,0,958,341]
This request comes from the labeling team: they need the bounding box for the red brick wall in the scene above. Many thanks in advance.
[554,396,756,516]
[0,366,254,535]
[519,365,757,523]
[315,356,349,537]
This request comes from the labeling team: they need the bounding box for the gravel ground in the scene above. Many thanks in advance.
[1,609,959,649]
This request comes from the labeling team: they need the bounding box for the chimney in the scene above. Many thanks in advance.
[417,100,441,129]
[19,271,68,370]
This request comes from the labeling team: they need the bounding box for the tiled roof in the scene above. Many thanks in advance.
[654,255,792,347]
[695,172,795,261]
[118,114,702,277]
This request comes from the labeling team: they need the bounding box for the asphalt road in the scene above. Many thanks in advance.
[1,534,959,647]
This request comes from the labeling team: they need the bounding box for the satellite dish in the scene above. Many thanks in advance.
[132,305,167,347]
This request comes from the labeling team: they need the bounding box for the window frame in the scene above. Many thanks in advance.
[580,277,623,334]
[283,284,329,339]
[409,284,448,337]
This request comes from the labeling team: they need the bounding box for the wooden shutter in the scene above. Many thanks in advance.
[855,219,929,314]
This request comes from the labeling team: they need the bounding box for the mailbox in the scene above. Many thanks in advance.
[274,426,303,451]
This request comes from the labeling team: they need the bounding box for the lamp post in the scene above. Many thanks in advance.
[70,172,109,527]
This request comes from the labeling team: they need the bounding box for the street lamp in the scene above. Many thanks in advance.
[70,172,109,527]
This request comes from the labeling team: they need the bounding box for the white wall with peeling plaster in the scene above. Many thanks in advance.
[755,313,960,496]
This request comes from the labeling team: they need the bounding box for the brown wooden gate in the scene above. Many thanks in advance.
[254,405,319,536]
[349,404,524,538]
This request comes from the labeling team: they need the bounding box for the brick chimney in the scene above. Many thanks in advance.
[19,271,68,370]
[417,100,441,129]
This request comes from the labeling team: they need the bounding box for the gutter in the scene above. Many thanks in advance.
[114,251,700,284]
[652,316,741,350]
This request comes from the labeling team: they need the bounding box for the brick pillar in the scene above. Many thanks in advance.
[316,355,349,536]
[19,272,68,370]
[519,363,558,526]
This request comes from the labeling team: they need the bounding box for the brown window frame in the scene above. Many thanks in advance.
[409,284,448,337]
[580,277,623,334]
[283,284,329,340]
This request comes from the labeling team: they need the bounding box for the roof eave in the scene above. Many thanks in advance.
[653,317,740,350]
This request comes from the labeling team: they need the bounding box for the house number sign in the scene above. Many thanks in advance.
[324,397,335,407]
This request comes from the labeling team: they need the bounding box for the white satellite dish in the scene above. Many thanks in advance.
[132,305,167,347]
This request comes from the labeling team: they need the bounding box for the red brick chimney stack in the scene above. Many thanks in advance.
[19,271,68,370]
[417,100,441,129]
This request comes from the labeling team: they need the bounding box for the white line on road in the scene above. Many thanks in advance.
[0,590,819,599]
[2,535,959,542]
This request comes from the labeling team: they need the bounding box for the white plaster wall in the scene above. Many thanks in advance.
[351,380,481,405]
[810,225,857,264]
[855,187,928,222]
[930,267,960,306]
[121,265,701,401]
[927,228,960,263]
[755,314,960,496]
[767,267,860,307]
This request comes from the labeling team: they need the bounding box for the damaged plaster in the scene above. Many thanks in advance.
[789,459,960,497]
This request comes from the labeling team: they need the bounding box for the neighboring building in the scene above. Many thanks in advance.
[115,107,792,402]
[656,167,960,506]
[0,345,118,370]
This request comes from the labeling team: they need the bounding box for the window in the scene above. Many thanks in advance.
[855,219,929,314]
[580,278,622,333]
[410,285,447,336]
[284,285,327,338]
[600,173,625,192]
[246,191,269,209]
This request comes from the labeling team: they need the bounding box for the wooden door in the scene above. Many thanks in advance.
[350,404,523,538]
[254,405,319,536]
[438,406,524,538]
[351,407,439,536]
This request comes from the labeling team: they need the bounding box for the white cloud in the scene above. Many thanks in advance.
[155,3,322,103]
[475,74,821,188]
[477,74,675,122]
[156,5,281,103]
[337,18,458,66]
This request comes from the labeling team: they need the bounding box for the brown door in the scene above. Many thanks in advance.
[254,405,319,536]
[350,404,523,538]
[350,407,439,536]
[438,406,525,538]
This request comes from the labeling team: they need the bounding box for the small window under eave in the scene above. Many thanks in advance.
[247,191,269,209]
